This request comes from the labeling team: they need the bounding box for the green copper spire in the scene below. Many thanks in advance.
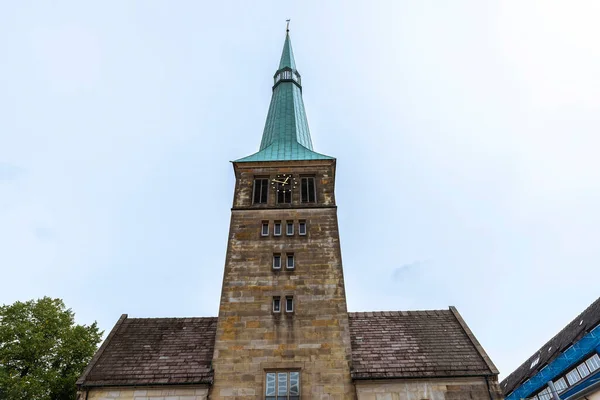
[235,29,333,162]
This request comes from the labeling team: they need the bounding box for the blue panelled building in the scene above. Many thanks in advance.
[502,297,600,400]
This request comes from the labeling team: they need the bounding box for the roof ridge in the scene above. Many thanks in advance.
[348,308,449,316]
[124,316,218,321]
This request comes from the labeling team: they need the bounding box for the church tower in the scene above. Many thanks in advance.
[211,30,356,399]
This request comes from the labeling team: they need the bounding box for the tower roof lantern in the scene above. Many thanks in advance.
[235,28,333,163]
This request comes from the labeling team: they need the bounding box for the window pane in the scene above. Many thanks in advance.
[586,354,600,372]
[578,362,591,378]
[266,373,276,395]
[287,254,294,268]
[274,223,281,235]
[287,222,293,235]
[262,223,269,236]
[261,179,268,202]
[299,222,306,235]
[566,369,581,385]
[286,297,293,312]
[290,372,300,395]
[554,378,567,393]
[308,178,315,202]
[273,298,280,312]
[278,372,288,395]
[273,255,281,269]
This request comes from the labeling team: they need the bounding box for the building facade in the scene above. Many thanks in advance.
[502,297,600,400]
[77,30,503,400]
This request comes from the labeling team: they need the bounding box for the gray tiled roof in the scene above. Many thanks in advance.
[348,308,497,380]
[77,315,217,387]
[78,308,497,386]
[501,296,600,396]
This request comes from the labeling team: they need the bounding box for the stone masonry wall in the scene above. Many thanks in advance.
[83,386,209,400]
[355,377,503,400]
[211,160,356,399]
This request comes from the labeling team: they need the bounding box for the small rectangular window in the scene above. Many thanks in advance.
[577,362,591,379]
[553,378,568,393]
[253,178,268,204]
[298,221,307,235]
[286,296,294,312]
[286,253,294,269]
[261,222,269,236]
[272,297,281,312]
[301,177,316,203]
[286,221,294,236]
[274,221,282,236]
[586,353,600,372]
[566,368,581,385]
[273,254,281,270]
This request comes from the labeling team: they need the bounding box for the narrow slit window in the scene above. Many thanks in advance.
[273,254,281,270]
[253,178,268,204]
[272,297,281,312]
[274,221,282,236]
[261,222,269,236]
[286,221,294,236]
[286,296,294,312]
[301,177,316,203]
[286,253,294,269]
[298,221,307,236]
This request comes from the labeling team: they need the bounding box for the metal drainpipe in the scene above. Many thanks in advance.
[548,380,561,400]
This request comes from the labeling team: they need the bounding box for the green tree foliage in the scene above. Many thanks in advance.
[0,297,103,400]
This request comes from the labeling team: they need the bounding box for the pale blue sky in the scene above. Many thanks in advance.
[1,1,599,380]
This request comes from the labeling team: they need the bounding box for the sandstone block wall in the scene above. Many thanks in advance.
[355,377,503,400]
[83,386,209,400]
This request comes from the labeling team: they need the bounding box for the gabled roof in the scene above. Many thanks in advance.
[77,315,217,387]
[501,296,600,396]
[348,307,498,380]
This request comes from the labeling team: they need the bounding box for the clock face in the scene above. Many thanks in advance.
[271,174,297,193]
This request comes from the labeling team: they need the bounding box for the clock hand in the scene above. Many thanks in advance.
[283,176,290,184]
[272,179,286,184]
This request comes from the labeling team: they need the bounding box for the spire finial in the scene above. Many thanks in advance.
[286,19,290,33]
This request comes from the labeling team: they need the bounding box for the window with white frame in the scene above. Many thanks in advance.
[265,371,300,400]
[272,297,281,313]
[285,296,294,312]
[298,221,306,236]
[577,362,591,379]
[261,222,269,236]
[538,387,552,400]
[274,221,282,236]
[553,377,568,393]
[566,368,581,385]
[586,353,600,372]
[286,253,294,269]
[286,221,294,236]
[273,254,281,270]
